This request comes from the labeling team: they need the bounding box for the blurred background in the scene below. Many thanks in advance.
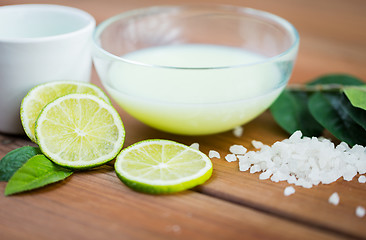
[2,0,365,84]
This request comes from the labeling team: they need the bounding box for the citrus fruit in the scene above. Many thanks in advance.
[114,139,213,194]
[35,93,125,169]
[21,80,110,142]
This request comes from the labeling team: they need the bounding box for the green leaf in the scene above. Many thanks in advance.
[270,90,323,136]
[4,155,73,196]
[340,93,366,131]
[308,74,364,86]
[308,92,366,146]
[0,146,42,181]
[343,85,366,110]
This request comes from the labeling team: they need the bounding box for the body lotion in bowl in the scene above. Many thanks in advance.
[93,5,299,135]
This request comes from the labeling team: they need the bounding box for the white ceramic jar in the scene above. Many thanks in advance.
[0,4,95,134]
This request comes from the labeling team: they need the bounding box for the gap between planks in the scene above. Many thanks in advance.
[1,140,361,239]
[102,164,361,239]
[193,187,362,240]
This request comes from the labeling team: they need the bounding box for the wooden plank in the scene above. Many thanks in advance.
[109,108,366,238]
[196,115,366,239]
[0,165,346,240]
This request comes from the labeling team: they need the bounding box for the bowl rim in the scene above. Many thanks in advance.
[0,4,95,43]
[93,4,300,70]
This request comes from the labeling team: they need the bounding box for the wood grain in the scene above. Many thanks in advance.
[110,107,366,238]
[0,164,346,240]
[1,0,366,239]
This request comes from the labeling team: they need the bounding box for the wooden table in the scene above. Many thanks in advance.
[1,0,365,239]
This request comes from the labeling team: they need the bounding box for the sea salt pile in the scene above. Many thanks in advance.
[238,131,366,188]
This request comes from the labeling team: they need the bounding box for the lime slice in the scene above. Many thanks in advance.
[21,80,111,142]
[114,140,213,194]
[35,93,125,169]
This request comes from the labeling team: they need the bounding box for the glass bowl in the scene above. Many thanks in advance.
[92,4,299,135]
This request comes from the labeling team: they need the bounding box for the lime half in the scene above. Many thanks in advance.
[21,80,110,142]
[35,94,125,169]
[115,140,213,194]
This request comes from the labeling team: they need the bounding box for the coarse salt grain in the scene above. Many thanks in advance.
[358,175,366,183]
[229,145,247,155]
[284,186,295,196]
[328,192,340,206]
[252,140,264,149]
[190,143,199,150]
[225,154,237,162]
[238,130,366,188]
[209,150,220,159]
[250,164,261,173]
[259,169,272,180]
[233,126,243,138]
[356,206,365,218]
